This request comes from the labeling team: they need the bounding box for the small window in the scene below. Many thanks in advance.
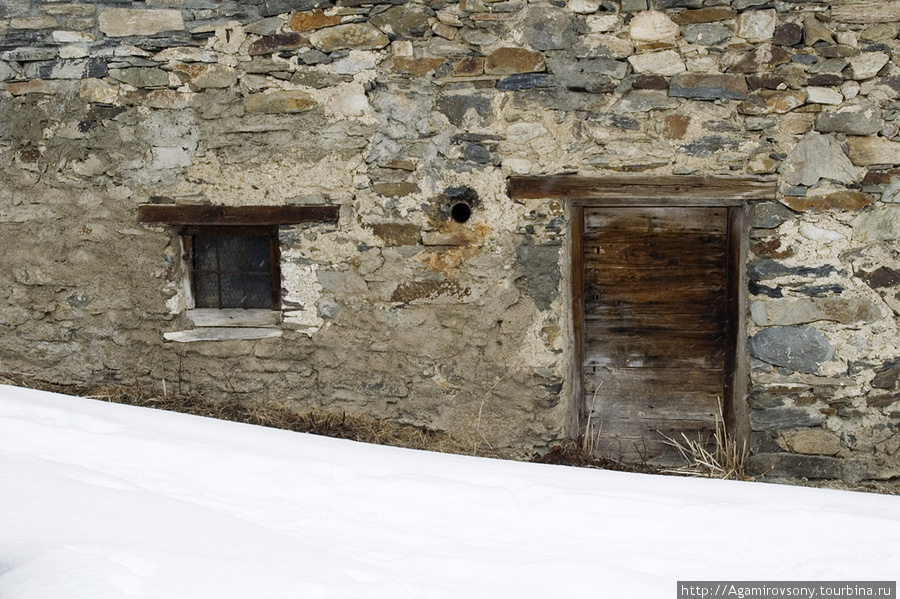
[184,226,280,310]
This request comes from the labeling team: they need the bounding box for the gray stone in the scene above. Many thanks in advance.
[778,132,858,187]
[748,260,838,281]
[749,407,826,431]
[317,270,368,294]
[110,67,170,88]
[99,8,185,38]
[370,4,434,38]
[463,143,492,163]
[497,73,550,91]
[815,100,882,135]
[436,94,493,128]
[621,0,648,11]
[611,90,679,112]
[748,325,834,374]
[244,17,283,36]
[745,116,776,131]
[1,47,57,62]
[682,24,730,46]
[309,24,390,52]
[516,243,560,311]
[260,0,322,17]
[669,73,749,100]
[750,297,883,326]
[808,59,848,75]
[746,453,844,479]
[852,205,900,242]
[751,201,794,229]
[519,5,574,51]
[0,61,15,82]
[290,70,351,89]
[678,135,742,157]
[316,297,342,320]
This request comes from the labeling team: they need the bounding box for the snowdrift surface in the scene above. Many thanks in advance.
[0,384,898,598]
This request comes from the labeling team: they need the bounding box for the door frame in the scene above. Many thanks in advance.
[508,175,776,454]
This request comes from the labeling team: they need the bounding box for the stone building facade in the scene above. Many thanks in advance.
[1,0,898,480]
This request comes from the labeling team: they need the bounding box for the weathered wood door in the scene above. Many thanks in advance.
[577,206,736,465]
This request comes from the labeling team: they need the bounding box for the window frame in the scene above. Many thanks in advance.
[180,225,282,311]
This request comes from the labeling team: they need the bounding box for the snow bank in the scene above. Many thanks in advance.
[0,384,897,598]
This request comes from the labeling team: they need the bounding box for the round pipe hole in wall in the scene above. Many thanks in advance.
[450,202,471,224]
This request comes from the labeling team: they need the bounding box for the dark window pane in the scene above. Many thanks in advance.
[218,236,243,272]
[220,273,245,308]
[244,235,270,273]
[244,275,272,309]
[194,273,219,308]
[193,235,218,271]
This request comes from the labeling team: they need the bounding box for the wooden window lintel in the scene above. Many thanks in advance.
[138,204,340,226]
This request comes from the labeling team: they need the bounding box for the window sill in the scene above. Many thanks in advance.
[164,309,282,343]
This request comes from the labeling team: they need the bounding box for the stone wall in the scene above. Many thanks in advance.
[1,0,898,478]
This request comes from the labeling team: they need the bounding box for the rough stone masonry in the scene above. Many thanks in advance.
[1,0,899,481]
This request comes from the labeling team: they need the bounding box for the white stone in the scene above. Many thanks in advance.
[52,30,94,43]
[164,328,282,342]
[153,47,219,63]
[506,122,548,144]
[98,8,185,38]
[568,0,601,14]
[799,223,846,242]
[581,33,633,58]
[836,31,858,47]
[71,154,108,177]
[505,159,534,174]
[587,14,621,33]
[629,10,678,41]
[59,45,89,59]
[849,52,889,80]
[151,147,192,170]
[391,40,413,57]
[736,9,776,42]
[806,86,844,105]
[627,50,685,76]
[329,91,368,117]
[79,78,119,104]
[841,80,861,100]
[331,56,376,75]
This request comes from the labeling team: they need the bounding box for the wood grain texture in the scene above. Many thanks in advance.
[138,205,340,225]
[509,175,775,203]
[580,207,728,464]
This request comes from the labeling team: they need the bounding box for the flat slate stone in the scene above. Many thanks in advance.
[682,24,730,46]
[669,73,748,100]
[748,325,834,374]
[99,8,184,38]
[778,131,858,186]
[496,73,549,91]
[749,407,826,431]
[747,260,839,281]
[611,89,679,112]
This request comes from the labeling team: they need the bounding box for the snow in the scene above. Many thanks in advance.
[0,384,898,598]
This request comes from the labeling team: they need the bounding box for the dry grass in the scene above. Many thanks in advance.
[660,398,752,481]
[0,373,472,455]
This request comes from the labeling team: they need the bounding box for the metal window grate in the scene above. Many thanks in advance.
[192,232,274,309]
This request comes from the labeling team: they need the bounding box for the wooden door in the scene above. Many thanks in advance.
[577,206,735,465]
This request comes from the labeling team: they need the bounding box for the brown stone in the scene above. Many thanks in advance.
[632,74,668,90]
[245,91,316,113]
[728,44,791,74]
[808,74,843,87]
[309,23,389,52]
[289,9,342,32]
[780,428,842,456]
[171,63,237,91]
[747,75,786,91]
[669,73,748,100]
[391,57,445,76]
[782,191,874,212]
[661,114,690,140]
[673,7,735,25]
[863,171,892,186]
[847,137,900,166]
[780,113,814,135]
[737,90,805,115]
[372,182,419,197]
[451,57,484,77]
[773,22,802,47]
[484,48,546,75]
[390,280,470,303]
[867,393,900,409]
[3,80,60,95]
[249,32,308,56]
[752,239,794,259]
[371,223,420,246]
